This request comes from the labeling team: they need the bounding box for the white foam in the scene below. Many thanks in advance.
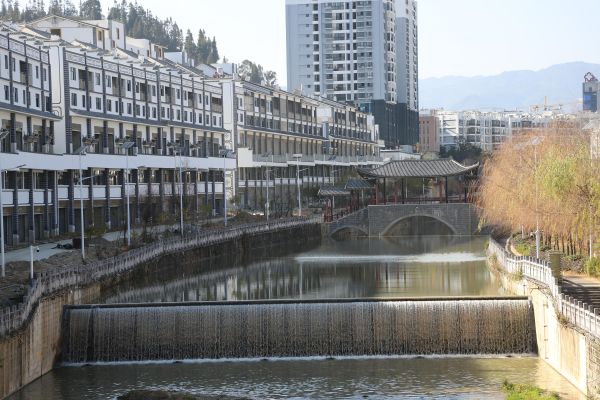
[294,253,487,264]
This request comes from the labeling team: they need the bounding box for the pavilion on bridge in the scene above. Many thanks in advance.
[357,159,479,205]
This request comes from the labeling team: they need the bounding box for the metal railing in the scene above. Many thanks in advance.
[488,238,600,339]
[0,217,322,337]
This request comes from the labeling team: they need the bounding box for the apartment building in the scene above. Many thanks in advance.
[424,109,566,153]
[418,111,439,153]
[229,80,382,213]
[1,18,235,246]
[286,0,419,148]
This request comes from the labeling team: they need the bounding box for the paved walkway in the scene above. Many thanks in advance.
[2,220,225,264]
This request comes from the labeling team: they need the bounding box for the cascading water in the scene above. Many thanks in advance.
[62,298,536,363]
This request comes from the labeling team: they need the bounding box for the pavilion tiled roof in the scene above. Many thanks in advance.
[358,159,479,179]
[345,178,372,190]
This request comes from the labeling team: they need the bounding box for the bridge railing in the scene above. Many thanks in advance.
[488,238,600,339]
[0,217,322,338]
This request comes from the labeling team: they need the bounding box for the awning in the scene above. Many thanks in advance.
[318,187,351,197]
[358,159,479,179]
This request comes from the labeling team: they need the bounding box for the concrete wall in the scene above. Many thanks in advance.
[0,286,100,399]
[490,257,599,397]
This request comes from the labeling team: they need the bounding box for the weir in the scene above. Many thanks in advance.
[62,297,536,363]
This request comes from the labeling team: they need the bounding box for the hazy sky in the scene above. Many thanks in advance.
[99,0,600,85]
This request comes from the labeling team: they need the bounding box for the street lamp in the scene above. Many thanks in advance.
[264,153,274,221]
[0,161,25,278]
[119,140,136,247]
[293,154,303,216]
[219,148,235,227]
[0,127,8,278]
[168,143,185,235]
[75,137,97,260]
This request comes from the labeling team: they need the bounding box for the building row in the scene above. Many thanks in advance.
[0,16,382,247]
[418,109,570,153]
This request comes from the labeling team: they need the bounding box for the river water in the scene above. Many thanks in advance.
[8,235,584,399]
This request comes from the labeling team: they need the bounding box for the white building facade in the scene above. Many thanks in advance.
[0,16,383,247]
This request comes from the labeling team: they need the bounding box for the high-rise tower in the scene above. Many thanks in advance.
[286,0,419,147]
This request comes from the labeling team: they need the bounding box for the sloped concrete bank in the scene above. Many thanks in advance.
[488,240,600,398]
[0,220,322,399]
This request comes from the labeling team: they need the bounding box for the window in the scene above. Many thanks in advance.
[176,109,180,120]
[107,99,112,112]
[96,97,101,110]
[116,28,120,40]
[71,93,77,106]
[3,55,7,69]
[205,114,210,124]
[161,107,165,118]
[35,93,40,107]
[135,104,140,116]
[35,65,39,79]
[166,108,170,119]
[184,110,188,121]
[82,94,86,108]
[151,85,156,96]
[198,113,202,124]
[127,103,132,114]
[3,85,8,101]
[160,85,165,96]
[70,67,76,81]
[13,88,17,102]
[42,68,47,82]
[205,96,209,105]
[198,94,202,104]
[106,75,111,87]
[135,82,140,93]
[176,89,180,100]
[152,107,156,118]
[212,116,217,126]
[95,73,100,86]
[126,80,131,92]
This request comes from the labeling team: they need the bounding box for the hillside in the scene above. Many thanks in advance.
[419,62,599,111]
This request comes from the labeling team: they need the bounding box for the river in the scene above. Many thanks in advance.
[8,235,584,399]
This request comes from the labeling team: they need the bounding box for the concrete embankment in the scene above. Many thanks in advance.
[488,241,600,398]
[0,220,321,399]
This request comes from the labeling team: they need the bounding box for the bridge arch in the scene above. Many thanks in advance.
[380,213,457,236]
[329,226,369,239]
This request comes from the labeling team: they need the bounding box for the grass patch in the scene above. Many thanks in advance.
[503,380,560,400]
[514,242,531,257]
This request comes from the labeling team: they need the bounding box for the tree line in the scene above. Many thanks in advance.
[0,0,278,86]
[478,121,599,267]
[0,0,220,65]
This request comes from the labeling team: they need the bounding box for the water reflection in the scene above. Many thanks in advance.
[101,236,503,304]
[9,357,584,400]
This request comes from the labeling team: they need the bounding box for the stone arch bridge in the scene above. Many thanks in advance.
[326,203,480,237]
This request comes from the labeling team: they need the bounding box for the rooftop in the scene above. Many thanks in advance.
[358,159,479,179]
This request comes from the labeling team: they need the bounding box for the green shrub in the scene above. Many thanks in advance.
[586,257,600,277]
[502,380,560,400]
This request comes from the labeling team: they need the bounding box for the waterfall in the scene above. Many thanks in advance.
[62,299,536,363]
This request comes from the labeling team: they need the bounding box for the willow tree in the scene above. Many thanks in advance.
[478,121,599,258]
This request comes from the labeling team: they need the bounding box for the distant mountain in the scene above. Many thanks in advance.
[419,62,600,111]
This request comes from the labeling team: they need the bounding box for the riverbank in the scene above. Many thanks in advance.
[0,218,321,400]
[488,239,600,398]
